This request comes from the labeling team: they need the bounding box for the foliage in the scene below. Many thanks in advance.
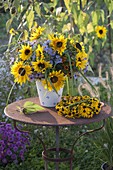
[94,118,113,169]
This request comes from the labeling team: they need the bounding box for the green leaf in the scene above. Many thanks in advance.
[91,11,98,26]
[26,8,34,30]
[6,18,13,32]
[13,0,20,9]
[100,10,105,23]
[110,20,113,29]
[23,101,45,114]
[34,2,41,17]
[71,4,78,25]
[64,0,71,14]
[87,22,94,33]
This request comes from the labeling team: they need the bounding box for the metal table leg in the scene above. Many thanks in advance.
[13,119,106,170]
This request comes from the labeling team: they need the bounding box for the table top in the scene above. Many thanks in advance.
[4,97,112,126]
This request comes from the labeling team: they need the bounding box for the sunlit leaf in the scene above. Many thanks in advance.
[34,2,41,17]
[62,23,71,33]
[87,22,94,33]
[6,18,13,32]
[91,11,98,26]
[100,10,105,23]
[26,8,34,30]
[64,0,71,14]
[110,20,113,29]
[22,30,29,41]
[82,0,87,8]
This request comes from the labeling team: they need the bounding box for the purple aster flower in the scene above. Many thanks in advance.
[0,122,30,165]
[11,154,17,160]
[13,146,18,152]
[6,149,12,156]
[8,136,14,142]
[16,141,22,147]
[74,73,78,79]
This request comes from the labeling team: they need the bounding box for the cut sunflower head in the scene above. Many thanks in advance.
[35,44,44,59]
[70,39,85,52]
[95,25,107,39]
[9,28,18,36]
[30,26,45,41]
[76,51,88,70]
[32,60,52,73]
[42,70,65,91]
[19,45,32,61]
[49,34,67,55]
[11,61,32,85]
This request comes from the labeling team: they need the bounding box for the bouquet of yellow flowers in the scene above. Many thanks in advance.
[10,24,89,93]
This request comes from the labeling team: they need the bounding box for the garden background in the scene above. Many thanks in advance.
[0,0,113,170]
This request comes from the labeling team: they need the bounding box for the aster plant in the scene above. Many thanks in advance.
[0,122,30,165]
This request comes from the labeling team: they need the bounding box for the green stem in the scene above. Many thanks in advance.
[78,69,97,95]
[66,76,70,95]
[66,52,74,94]
[68,98,89,108]
[6,82,16,106]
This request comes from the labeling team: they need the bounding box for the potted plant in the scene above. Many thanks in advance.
[94,117,113,170]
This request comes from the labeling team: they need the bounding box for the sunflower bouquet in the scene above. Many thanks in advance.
[10,24,90,93]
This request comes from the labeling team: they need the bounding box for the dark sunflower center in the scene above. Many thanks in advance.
[99,29,103,34]
[56,41,63,48]
[25,49,30,55]
[38,63,45,69]
[78,57,81,61]
[76,43,82,51]
[50,76,58,83]
[18,68,26,76]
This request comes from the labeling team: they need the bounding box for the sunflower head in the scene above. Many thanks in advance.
[9,28,18,36]
[49,34,67,55]
[32,60,52,73]
[76,51,88,70]
[35,44,44,59]
[95,26,107,39]
[42,70,65,91]
[30,26,45,41]
[11,61,32,85]
[19,45,32,61]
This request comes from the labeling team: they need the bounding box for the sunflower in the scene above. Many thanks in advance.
[42,70,65,91]
[35,44,44,59]
[9,28,18,36]
[32,60,52,73]
[70,39,85,52]
[11,61,32,85]
[30,26,45,41]
[19,45,32,61]
[95,26,107,38]
[49,34,67,55]
[76,51,88,70]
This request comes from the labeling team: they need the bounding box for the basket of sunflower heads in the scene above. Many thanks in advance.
[55,95,103,119]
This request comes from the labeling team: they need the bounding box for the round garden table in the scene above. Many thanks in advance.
[4,97,112,170]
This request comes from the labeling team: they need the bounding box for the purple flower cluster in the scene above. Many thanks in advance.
[0,122,30,165]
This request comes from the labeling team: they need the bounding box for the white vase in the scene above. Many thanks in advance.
[36,80,63,107]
